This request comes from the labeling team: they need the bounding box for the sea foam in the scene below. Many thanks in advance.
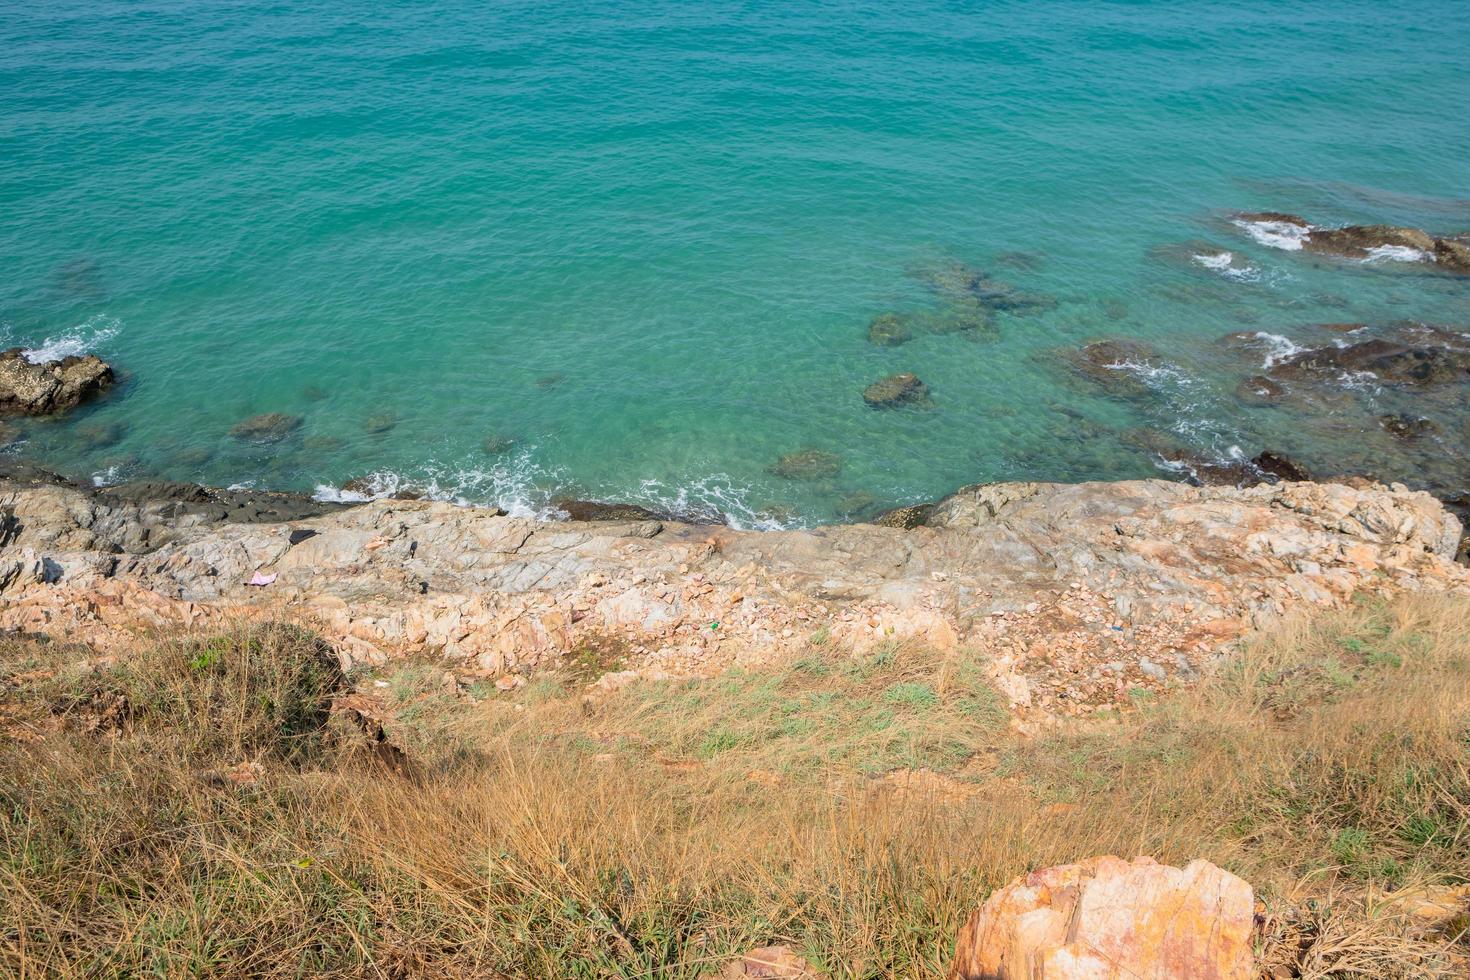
[22,314,121,364]
[1231,218,1312,251]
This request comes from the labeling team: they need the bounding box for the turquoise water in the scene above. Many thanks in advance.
[4,1,1470,524]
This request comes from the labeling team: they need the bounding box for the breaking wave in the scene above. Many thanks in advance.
[312,450,799,529]
[20,314,121,364]
[1231,217,1312,251]
[1361,244,1433,264]
[1190,250,1261,283]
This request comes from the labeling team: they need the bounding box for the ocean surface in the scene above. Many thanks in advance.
[4,1,1470,525]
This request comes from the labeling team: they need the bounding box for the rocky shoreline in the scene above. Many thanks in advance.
[3,461,1465,721]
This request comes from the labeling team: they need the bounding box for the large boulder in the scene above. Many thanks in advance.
[0,348,113,417]
[948,856,1254,980]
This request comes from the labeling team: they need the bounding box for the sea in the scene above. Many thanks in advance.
[4,0,1470,526]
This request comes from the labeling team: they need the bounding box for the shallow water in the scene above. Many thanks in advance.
[4,1,1470,524]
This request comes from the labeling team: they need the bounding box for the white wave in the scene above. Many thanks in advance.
[1190,250,1261,283]
[21,314,121,364]
[1361,244,1432,263]
[309,450,804,530]
[1231,218,1312,251]
[91,464,126,487]
[312,449,565,520]
[1103,358,1190,386]
[630,476,797,530]
[1250,332,1309,369]
[1335,369,1384,391]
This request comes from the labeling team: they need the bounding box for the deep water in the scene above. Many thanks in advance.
[4,1,1470,524]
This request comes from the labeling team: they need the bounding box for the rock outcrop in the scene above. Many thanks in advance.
[1230,212,1470,274]
[0,348,113,417]
[1,468,1465,717]
[1268,335,1470,387]
[947,856,1254,980]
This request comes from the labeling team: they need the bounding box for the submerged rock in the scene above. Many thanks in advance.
[0,421,22,448]
[1380,413,1439,441]
[1236,374,1286,403]
[1063,339,1166,398]
[929,297,995,336]
[1269,338,1470,386]
[362,412,397,435]
[862,372,930,408]
[914,260,1055,312]
[948,856,1254,980]
[74,419,128,450]
[769,449,841,481]
[482,434,516,455]
[229,413,303,443]
[866,313,913,347]
[0,348,114,417]
[994,249,1044,271]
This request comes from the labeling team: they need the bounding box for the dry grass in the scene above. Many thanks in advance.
[2,595,1469,977]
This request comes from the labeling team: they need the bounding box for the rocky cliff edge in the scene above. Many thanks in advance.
[2,468,1465,719]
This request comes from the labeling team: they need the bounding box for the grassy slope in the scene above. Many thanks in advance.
[2,596,1468,978]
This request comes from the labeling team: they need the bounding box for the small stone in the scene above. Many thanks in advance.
[719,945,821,979]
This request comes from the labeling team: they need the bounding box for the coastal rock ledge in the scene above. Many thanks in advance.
[1,470,1465,717]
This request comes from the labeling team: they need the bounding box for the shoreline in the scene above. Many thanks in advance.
[4,460,1465,722]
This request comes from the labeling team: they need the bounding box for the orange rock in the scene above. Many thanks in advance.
[948,855,1253,980]
[720,945,822,979]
